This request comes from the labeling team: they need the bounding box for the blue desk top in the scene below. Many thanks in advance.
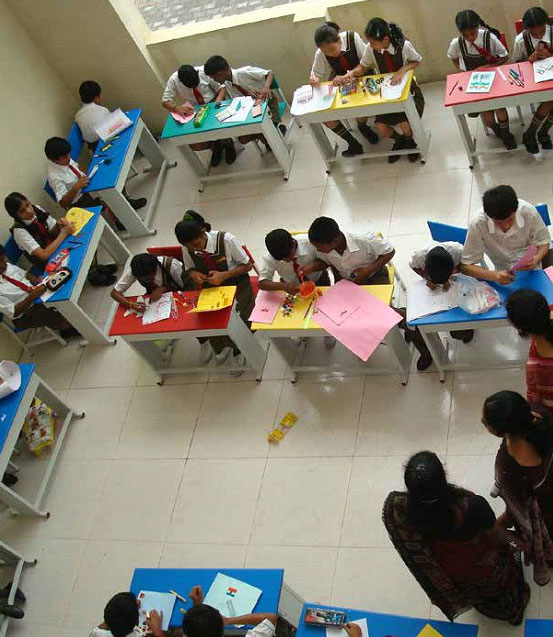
[525,619,553,635]
[84,108,141,192]
[161,99,268,139]
[410,270,553,327]
[297,604,478,637]
[39,207,101,304]
[0,364,34,450]
[130,568,283,628]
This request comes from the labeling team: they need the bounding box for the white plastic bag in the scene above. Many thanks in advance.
[452,274,500,315]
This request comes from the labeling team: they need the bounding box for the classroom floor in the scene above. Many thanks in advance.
[3,80,553,637]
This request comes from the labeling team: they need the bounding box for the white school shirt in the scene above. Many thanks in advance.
[360,39,422,70]
[75,102,111,144]
[225,66,270,97]
[260,234,323,284]
[315,231,394,278]
[90,626,142,637]
[162,67,222,106]
[512,25,553,62]
[246,620,276,637]
[182,230,250,271]
[462,199,550,271]
[447,29,508,70]
[47,158,85,205]
[114,256,185,293]
[409,241,464,271]
[0,263,32,319]
[12,209,58,256]
[311,31,367,79]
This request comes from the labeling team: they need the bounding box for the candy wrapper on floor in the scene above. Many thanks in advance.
[452,274,500,314]
[23,398,56,456]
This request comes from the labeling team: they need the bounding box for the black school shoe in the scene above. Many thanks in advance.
[538,130,553,149]
[404,137,420,163]
[417,352,433,371]
[2,473,17,488]
[278,124,287,136]
[342,140,364,157]
[522,130,539,154]
[127,197,147,210]
[97,263,118,275]
[358,122,379,145]
[210,140,224,167]
[60,327,81,339]
[87,270,117,287]
[388,136,405,163]
[223,139,237,164]
[0,583,25,603]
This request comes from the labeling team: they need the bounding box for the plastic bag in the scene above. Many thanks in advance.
[452,274,500,315]
[23,398,55,457]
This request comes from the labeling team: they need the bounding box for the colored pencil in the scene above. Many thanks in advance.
[448,79,460,95]
[497,68,507,81]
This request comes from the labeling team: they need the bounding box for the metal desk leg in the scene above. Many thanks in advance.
[55,298,114,346]
[0,540,36,637]
[177,143,208,191]
[100,188,156,238]
[454,113,475,168]
[383,325,412,385]
[128,341,166,381]
[99,222,131,265]
[0,481,47,517]
[261,117,293,179]
[307,123,335,171]
[420,330,448,382]
[138,124,166,170]
[404,96,430,162]
[227,311,269,380]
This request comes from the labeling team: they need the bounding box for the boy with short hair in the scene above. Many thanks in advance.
[259,229,330,295]
[461,185,552,285]
[90,592,140,637]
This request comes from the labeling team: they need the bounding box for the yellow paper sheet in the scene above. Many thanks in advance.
[416,625,444,637]
[330,71,413,111]
[252,285,394,331]
[192,286,236,312]
[66,207,94,235]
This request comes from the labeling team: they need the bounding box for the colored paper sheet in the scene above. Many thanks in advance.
[249,290,285,324]
[316,280,363,325]
[545,265,553,285]
[510,244,538,273]
[137,591,176,630]
[416,624,444,637]
[65,207,94,235]
[327,618,368,637]
[203,573,262,618]
[171,104,195,124]
[193,286,236,312]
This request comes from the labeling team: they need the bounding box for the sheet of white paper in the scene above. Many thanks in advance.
[381,73,410,100]
[406,278,459,323]
[142,292,173,325]
[94,108,132,142]
[291,84,337,115]
[224,97,254,123]
[203,573,262,618]
[534,58,553,83]
[326,618,369,637]
[137,591,176,630]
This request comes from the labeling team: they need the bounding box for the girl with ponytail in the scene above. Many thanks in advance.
[483,390,553,585]
[506,289,553,414]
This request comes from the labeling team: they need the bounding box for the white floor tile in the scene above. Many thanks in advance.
[160,542,247,568]
[71,341,145,389]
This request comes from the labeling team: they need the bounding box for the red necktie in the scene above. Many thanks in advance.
[383,50,396,72]
[291,257,302,280]
[199,250,218,271]
[338,53,351,72]
[472,43,498,63]
[2,274,32,293]
[31,219,51,246]
[68,164,82,179]
[232,83,250,97]
[192,88,205,105]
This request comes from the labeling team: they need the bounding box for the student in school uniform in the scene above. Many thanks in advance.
[461,185,552,284]
[161,64,235,166]
[344,18,425,163]
[174,210,254,368]
[74,81,147,210]
[259,229,330,294]
[305,216,433,370]
[448,10,514,150]
[410,241,474,343]
[513,7,553,153]
[4,192,75,269]
[203,55,285,149]
[0,244,78,337]
[310,22,378,156]
[90,592,141,637]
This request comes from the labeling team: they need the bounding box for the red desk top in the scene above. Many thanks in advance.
[444,60,553,107]
[109,291,233,336]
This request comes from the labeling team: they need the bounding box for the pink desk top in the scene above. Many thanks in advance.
[444,61,553,107]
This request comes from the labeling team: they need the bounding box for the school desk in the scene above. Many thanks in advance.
[444,61,553,168]
[297,603,478,637]
[252,285,412,384]
[39,206,130,346]
[525,618,553,636]
[83,108,176,237]
[160,100,294,191]
[290,72,430,171]
[107,290,269,382]
[0,538,36,637]
[0,363,84,517]
[130,568,305,631]
[408,270,553,382]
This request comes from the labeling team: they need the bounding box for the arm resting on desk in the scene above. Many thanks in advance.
[30,224,74,262]
[215,86,227,101]
[258,278,299,295]
[110,289,147,312]
[352,249,394,285]
[460,263,514,285]
[223,612,277,627]
[14,285,46,317]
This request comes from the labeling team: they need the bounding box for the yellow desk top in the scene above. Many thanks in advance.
[327,71,413,112]
[252,284,394,331]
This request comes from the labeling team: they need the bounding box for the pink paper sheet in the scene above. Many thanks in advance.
[249,290,285,323]
[545,265,553,285]
[510,245,538,273]
[312,283,402,361]
[315,279,361,325]
[171,104,195,124]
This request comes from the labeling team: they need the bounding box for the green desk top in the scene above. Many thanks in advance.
[161,99,268,139]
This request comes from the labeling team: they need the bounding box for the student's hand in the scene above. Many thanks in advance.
[253,87,270,101]
[149,287,164,302]
[145,610,164,637]
[309,75,321,86]
[61,222,76,236]
[177,103,195,116]
[129,301,147,313]
[77,175,90,189]
[30,284,47,298]
[332,74,348,86]
[494,270,515,285]
[391,70,405,86]
[190,270,207,287]
[206,270,227,286]
[283,281,300,295]
[442,279,452,292]
[189,585,204,605]
[425,280,438,290]
[529,50,540,63]
[342,623,362,637]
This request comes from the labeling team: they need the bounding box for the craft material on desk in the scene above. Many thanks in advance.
[249,290,285,323]
[312,281,401,361]
[326,618,368,637]
[291,84,337,116]
[407,279,459,323]
[416,625,444,637]
[203,573,262,618]
[226,96,254,123]
[66,207,94,235]
[94,108,132,142]
[171,104,195,124]
[466,71,495,93]
[142,292,173,325]
[137,591,176,630]
[381,72,410,100]
[508,69,524,87]
[316,280,360,325]
[534,57,553,82]
[497,68,507,81]
[510,244,538,273]
[193,286,235,312]
[0,360,21,401]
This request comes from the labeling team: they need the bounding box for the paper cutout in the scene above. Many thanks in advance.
[416,624,444,637]
[249,290,285,323]
[326,618,368,637]
[193,286,236,312]
[407,279,459,323]
[66,207,94,235]
[466,71,495,93]
[171,103,195,124]
[142,292,173,325]
[510,245,538,273]
[137,591,176,630]
[316,280,361,325]
[203,573,262,618]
